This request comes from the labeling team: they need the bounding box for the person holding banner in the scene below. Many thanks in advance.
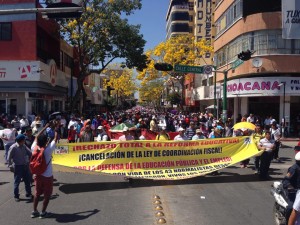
[257,131,275,180]
[253,123,265,174]
[192,129,206,140]
[118,127,134,141]
[96,126,109,142]
[156,126,170,140]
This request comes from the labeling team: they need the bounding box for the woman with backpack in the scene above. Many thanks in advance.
[30,123,58,218]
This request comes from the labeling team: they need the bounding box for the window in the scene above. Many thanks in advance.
[215,29,300,68]
[0,23,12,41]
[215,0,243,37]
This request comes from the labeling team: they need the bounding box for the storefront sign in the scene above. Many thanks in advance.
[227,77,299,97]
[0,60,68,87]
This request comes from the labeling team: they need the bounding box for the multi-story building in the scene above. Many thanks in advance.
[0,0,74,117]
[214,0,300,134]
[165,0,215,111]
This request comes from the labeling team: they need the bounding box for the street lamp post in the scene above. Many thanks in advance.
[279,82,286,137]
[213,69,229,121]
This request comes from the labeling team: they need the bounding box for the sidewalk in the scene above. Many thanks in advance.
[281,137,299,142]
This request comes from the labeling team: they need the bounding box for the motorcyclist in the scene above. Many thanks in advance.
[282,152,300,190]
[281,152,300,224]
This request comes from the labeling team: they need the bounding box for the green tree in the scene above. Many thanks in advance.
[167,92,182,105]
[58,0,147,112]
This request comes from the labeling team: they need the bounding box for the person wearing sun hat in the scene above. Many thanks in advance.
[174,127,188,141]
[7,133,33,202]
[96,126,109,142]
[192,129,206,140]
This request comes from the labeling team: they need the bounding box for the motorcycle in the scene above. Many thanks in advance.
[271,181,296,225]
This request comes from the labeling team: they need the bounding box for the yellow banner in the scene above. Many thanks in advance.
[53,136,260,180]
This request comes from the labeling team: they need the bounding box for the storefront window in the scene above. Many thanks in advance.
[215,29,300,68]
[0,100,5,114]
[7,99,17,116]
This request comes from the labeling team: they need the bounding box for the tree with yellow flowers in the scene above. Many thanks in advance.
[137,34,213,84]
[137,34,213,107]
[56,0,148,112]
[139,79,165,108]
[103,68,137,109]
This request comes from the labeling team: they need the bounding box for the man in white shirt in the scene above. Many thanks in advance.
[96,126,109,142]
[174,127,188,141]
[20,116,29,133]
[1,122,16,164]
[118,127,134,141]
[246,113,255,124]
[257,131,275,180]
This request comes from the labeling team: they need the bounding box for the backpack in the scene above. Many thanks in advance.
[29,146,50,175]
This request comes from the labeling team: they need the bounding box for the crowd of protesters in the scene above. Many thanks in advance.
[0,108,287,180]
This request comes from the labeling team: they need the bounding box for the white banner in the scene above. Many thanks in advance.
[282,0,300,39]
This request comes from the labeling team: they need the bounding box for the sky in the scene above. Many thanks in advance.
[126,0,169,51]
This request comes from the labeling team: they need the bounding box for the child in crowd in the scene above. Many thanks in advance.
[68,125,76,143]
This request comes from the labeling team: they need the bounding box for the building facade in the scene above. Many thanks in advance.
[213,0,300,134]
[165,0,215,111]
[0,0,75,117]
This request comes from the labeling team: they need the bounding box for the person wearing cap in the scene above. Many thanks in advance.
[7,134,32,202]
[257,131,275,180]
[156,126,170,140]
[24,127,35,149]
[208,127,222,139]
[118,126,134,141]
[283,152,300,190]
[192,129,206,140]
[174,127,188,141]
[96,126,109,142]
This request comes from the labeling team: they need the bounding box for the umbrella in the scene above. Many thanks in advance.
[49,112,62,120]
[233,122,256,131]
[109,123,135,132]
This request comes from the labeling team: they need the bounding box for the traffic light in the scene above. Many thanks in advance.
[46,0,82,19]
[154,63,173,71]
[238,50,253,61]
[107,86,115,97]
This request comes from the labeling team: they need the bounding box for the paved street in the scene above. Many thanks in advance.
[0,141,298,225]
